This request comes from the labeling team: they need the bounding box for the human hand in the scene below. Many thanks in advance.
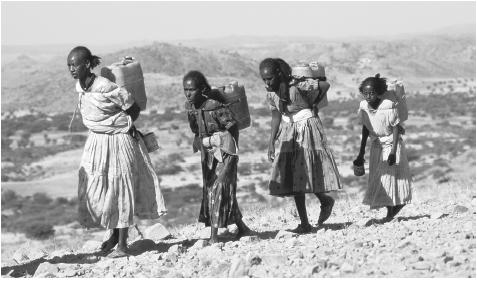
[353,156,364,166]
[398,125,406,135]
[387,153,396,166]
[268,144,275,162]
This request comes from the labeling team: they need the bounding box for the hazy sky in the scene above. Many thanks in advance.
[2,1,476,45]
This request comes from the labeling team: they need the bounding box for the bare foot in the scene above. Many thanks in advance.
[100,235,119,254]
[236,223,254,238]
[107,248,129,258]
[318,197,335,226]
[290,223,313,234]
[392,205,405,218]
[208,237,219,245]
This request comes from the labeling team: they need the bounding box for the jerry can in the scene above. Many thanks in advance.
[101,57,147,110]
[219,81,251,130]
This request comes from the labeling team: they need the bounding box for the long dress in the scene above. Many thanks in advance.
[186,99,243,228]
[76,76,166,229]
[358,99,412,209]
[267,85,342,196]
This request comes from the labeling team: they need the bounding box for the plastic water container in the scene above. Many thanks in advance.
[101,57,147,110]
[219,82,251,130]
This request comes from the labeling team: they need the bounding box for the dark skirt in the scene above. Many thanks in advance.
[198,151,242,228]
[269,116,342,196]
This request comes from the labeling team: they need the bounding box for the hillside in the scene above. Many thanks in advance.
[2,32,475,113]
[1,175,475,278]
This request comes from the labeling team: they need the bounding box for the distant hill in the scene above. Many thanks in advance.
[1,31,475,113]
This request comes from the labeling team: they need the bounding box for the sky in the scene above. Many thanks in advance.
[1,1,476,46]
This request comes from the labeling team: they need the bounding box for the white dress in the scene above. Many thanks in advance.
[358,99,412,209]
[76,76,166,229]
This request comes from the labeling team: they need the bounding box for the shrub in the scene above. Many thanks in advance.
[1,189,17,205]
[32,192,52,205]
[24,221,55,240]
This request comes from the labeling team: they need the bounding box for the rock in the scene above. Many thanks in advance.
[454,205,469,214]
[168,244,183,254]
[197,247,222,267]
[128,239,156,255]
[144,223,171,241]
[13,245,48,264]
[228,257,249,277]
[197,227,211,239]
[246,252,262,266]
[275,230,297,239]
[49,248,74,258]
[340,262,355,273]
[413,262,432,271]
[81,240,101,252]
[261,254,288,266]
[430,212,446,219]
[209,262,231,278]
[190,239,208,251]
[163,252,178,263]
[443,256,454,263]
[128,225,144,242]
[396,239,412,249]
[239,235,260,243]
[33,262,59,277]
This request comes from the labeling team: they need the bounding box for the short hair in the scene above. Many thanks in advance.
[69,46,101,69]
[183,70,211,91]
[359,73,388,96]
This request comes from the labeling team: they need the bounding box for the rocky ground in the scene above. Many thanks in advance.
[1,178,475,278]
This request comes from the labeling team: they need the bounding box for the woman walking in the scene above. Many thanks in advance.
[259,58,342,233]
[353,74,412,222]
[183,70,251,244]
[67,46,166,257]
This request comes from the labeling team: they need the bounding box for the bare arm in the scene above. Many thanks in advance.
[268,110,281,162]
[354,125,369,166]
[125,102,141,121]
[387,125,399,166]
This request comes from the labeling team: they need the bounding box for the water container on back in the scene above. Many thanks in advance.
[383,80,408,122]
[101,57,147,110]
[218,81,251,130]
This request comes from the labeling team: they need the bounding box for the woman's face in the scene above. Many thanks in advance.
[183,78,203,104]
[260,66,280,92]
[362,85,380,104]
[66,52,89,80]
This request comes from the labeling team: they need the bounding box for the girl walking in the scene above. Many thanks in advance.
[353,74,412,222]
[259,58,342,233]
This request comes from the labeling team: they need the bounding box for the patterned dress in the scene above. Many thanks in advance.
[186,99,243,228]
[358,99,412,209]
[76,76,166,229]
[267,85,342,196]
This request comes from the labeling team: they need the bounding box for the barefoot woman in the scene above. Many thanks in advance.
[183,71,251,243]
[67,46,166,257]
[260,58,342,233]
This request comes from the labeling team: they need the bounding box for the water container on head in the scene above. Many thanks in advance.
[101,57,147,110]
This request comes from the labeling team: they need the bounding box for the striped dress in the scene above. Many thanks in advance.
[186,99,243,228]
[267,85,342,196]
[76,76,166,229]
[358,99,412,209]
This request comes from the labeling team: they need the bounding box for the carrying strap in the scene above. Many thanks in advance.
[68,105,79,133]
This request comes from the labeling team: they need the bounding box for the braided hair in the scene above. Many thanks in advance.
[69,46,101,69]
[259,58,292,113]
[359,73,388,96]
